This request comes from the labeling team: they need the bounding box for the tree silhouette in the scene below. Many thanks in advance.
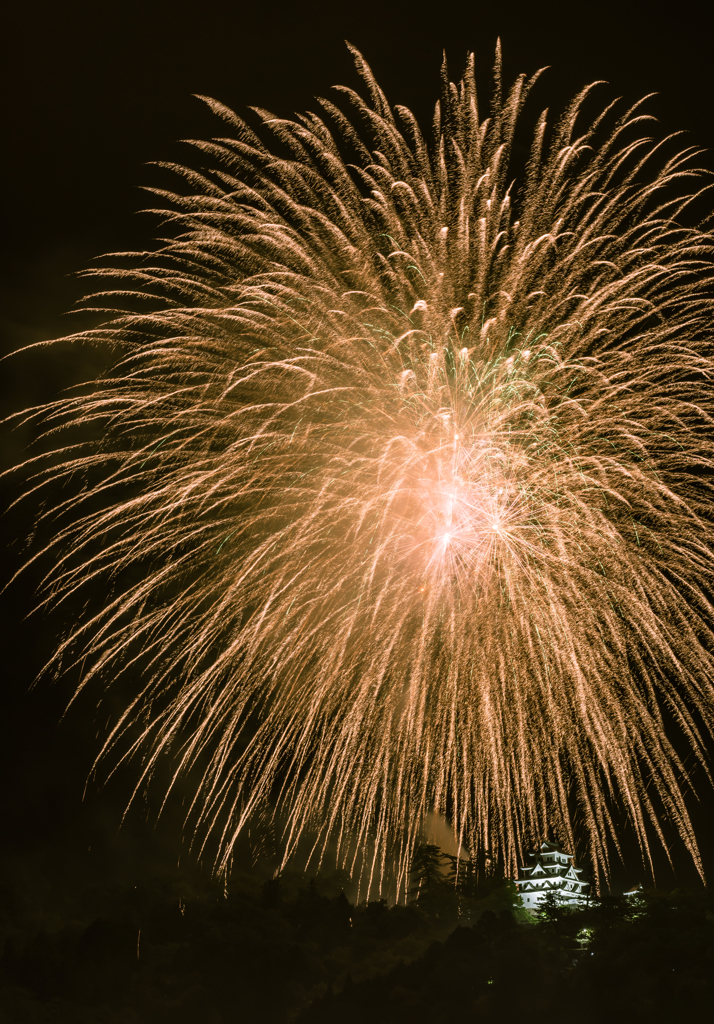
[409,844,446,904]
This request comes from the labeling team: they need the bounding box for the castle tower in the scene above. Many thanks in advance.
[515,841,589,912]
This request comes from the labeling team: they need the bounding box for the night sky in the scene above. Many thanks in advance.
[2,0,714,908]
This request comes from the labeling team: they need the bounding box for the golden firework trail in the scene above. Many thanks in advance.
[8,43,714,896]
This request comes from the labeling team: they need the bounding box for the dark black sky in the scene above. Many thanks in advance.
[2,0,714,898]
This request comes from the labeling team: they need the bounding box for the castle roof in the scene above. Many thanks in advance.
[517,842,586,884]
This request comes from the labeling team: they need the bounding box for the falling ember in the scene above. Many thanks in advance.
[8,42,714,897]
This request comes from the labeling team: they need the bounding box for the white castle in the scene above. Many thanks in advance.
[515,841,589,912]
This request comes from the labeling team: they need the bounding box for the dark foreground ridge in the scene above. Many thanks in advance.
[1,848,713,1023]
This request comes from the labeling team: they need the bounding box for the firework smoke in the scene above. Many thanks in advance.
[9,43,714,895]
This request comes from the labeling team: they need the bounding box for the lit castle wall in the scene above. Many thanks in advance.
[516,841,589,912]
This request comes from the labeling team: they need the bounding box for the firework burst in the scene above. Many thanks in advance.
[9,43,714,895]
